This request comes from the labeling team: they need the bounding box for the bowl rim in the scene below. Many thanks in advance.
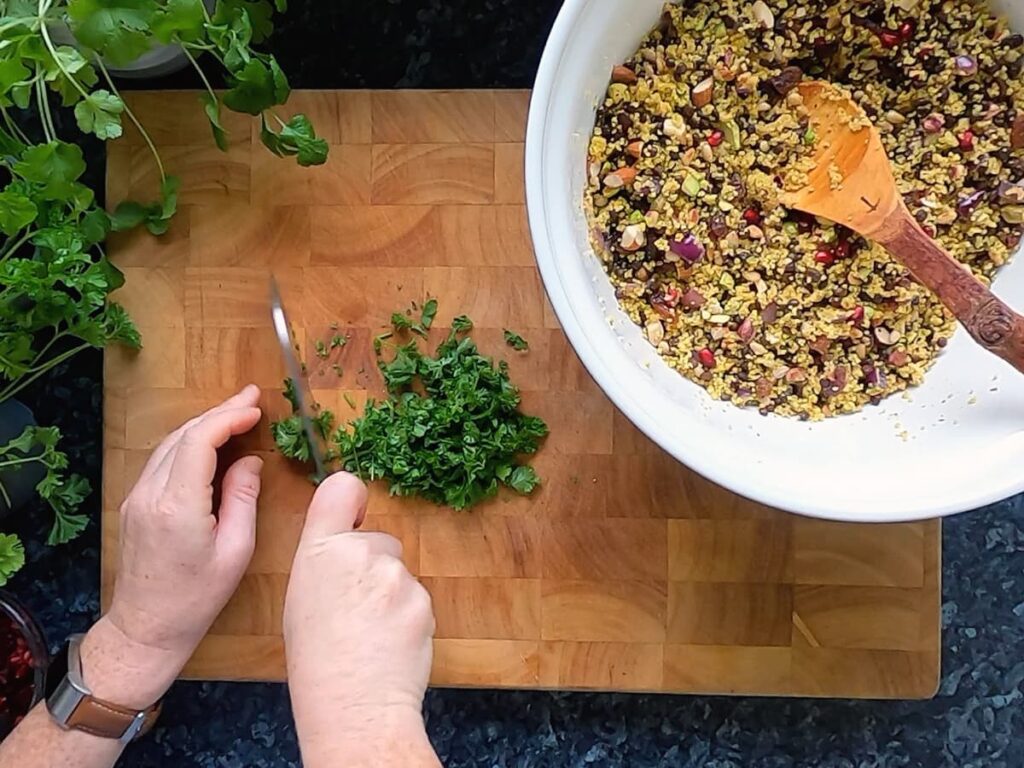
[524,0,1024,522]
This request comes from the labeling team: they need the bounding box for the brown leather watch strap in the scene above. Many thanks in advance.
[65,697,162,741]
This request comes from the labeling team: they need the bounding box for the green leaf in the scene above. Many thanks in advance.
[46,46,99,107]
[81,208,112,245]
[223,58,276,115]
[103,302,142,348]
[66,0,158,66]
[0,189,37,235]
[146,175,180,235]
[200,92,229,151]
[44,473,91,545]
[451,314,474,333]
[269,56,289,103]
[503,329,529,351]
[151,0,206,43]
[73,89,125,140]
[13,142,87,201]
[274,0,286,11]
[48,509,90,546]
[0,59,30,94]
[0,535,25,587]
[391,311,414,331]
[420,298,438,331]
[277,113,327,166]
[508,465,540,494]
[109,200,148,231]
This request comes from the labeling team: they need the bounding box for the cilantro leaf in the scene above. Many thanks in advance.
[330,334,347,349]
[223,58,278,115]
[314,339,328,359]
[0,189,37,235]
[0,535,25,587]
[260,113,328,167]
[200,92,230,151]
[151,0,206,43]
[66,0,157,67]
[13,141,87,201]
[73,89,125,140]
[503,329,529,351]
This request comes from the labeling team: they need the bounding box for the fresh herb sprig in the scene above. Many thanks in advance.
[0,425,90,580]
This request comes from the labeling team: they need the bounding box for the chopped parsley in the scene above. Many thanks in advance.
[503,329,529,351]
[270,305,548,510]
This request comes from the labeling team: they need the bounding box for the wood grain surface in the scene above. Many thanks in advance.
[102,90,941,698]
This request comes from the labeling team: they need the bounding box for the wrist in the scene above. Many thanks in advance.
[301,707,434,768]
[78,617,184,710]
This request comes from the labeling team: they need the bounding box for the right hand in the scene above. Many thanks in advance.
[284,473,435,749]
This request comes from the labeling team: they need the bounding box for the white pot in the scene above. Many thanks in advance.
[49,0,215,79]
[526,0,1024,522]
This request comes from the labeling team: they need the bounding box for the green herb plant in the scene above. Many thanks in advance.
[271,304,548,510]
[0,425,89,584]
[0,0,326,582]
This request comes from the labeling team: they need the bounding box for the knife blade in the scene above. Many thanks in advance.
[269,276,329,481]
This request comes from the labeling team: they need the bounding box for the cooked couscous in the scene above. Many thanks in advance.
[585,0,1024,418]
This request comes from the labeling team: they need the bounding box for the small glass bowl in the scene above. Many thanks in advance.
[0,591,49,740]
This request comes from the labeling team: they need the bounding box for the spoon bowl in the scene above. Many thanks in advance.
[782,81,1024,375]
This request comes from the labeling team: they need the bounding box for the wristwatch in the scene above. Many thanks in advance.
[44,634,162,743]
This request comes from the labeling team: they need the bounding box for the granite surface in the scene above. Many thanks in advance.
[9,0,1024,765]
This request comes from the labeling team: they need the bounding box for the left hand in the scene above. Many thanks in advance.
[81,385,264,708]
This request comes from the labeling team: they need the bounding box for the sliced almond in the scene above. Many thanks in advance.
[626,140,644,159]
[620,224,646,252]
[611,65,638,85]
[691,76,715,109]
[751,0,775,29]
[603,167,637,188]
[645,319,665,345]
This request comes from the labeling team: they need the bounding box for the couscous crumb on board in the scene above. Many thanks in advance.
[585,0,1024,419]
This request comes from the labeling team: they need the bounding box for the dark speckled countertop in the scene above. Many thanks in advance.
[9,1,1024,765]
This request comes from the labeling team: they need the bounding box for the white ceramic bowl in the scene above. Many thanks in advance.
[526,0,1024,522]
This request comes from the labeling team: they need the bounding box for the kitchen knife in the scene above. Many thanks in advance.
[269,276,329,482]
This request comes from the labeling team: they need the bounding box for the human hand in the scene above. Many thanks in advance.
[284,473,436,764]
[82,385,264,708]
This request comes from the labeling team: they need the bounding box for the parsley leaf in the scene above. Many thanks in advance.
[0,426,92,547]
[503,329,529,351]
[330,334,347,349]
[314,339,328,359]
[0,535,25,586]
[420,298,438,330]
[452,314,473,333]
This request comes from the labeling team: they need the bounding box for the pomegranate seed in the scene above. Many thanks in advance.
[899,20,916,41]
[742,208,761,225]
[814,250,835,265]
[849,306,865,323]
[923,225,937,238]
[958,130,975,151]
[697,348,716,368]
[879,30,901,49]
[707,130,724,147]
[834,240,850,259]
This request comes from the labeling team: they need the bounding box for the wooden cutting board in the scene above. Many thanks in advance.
[101,90,940,698]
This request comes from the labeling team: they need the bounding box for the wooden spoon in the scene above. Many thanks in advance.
[779,81,1024,374]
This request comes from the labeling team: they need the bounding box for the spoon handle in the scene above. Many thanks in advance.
[875,205,1024,375]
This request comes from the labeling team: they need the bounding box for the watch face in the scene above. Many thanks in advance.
[43,641,69,701]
